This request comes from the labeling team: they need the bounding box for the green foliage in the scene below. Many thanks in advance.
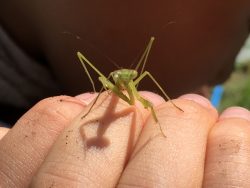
[218,61,250,111]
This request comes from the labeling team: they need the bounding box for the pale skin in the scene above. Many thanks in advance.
[0,93,250,187]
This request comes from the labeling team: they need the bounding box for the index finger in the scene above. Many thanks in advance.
[31,91,159,187]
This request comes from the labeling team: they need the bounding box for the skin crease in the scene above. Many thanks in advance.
[0,0,249,97]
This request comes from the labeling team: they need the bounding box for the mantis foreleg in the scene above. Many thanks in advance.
[77,52,107,92]
[98,76,131,104]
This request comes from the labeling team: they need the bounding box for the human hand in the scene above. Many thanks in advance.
[0,92,250,187]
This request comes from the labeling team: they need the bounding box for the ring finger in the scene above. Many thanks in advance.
[203,107,250,187]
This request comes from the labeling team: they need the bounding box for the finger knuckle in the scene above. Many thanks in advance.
[18,96,74,134]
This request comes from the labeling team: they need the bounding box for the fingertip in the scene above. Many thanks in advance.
[178,94,214,110]
[219,106,250,121]
[0,127,9,140]
[75,92,98,105]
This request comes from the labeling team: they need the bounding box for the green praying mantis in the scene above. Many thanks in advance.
[77,37,183,137]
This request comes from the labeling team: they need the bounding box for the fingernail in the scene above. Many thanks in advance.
[75,93,97,105]
[220,107,250,121]
[179,94,213,109]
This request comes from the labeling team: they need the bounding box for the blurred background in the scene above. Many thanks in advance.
[211,35,250,111]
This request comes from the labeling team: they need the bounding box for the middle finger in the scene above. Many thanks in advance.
[118,95,218,187]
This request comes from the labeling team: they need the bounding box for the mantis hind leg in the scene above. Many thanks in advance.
[77,52,108,92]
[134,71,183,112]
[128,82,167,137]
[77,52,97,92]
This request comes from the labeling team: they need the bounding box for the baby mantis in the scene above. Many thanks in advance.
[77,37,183,137]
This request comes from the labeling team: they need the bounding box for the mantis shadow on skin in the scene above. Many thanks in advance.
[79,92,139,161]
